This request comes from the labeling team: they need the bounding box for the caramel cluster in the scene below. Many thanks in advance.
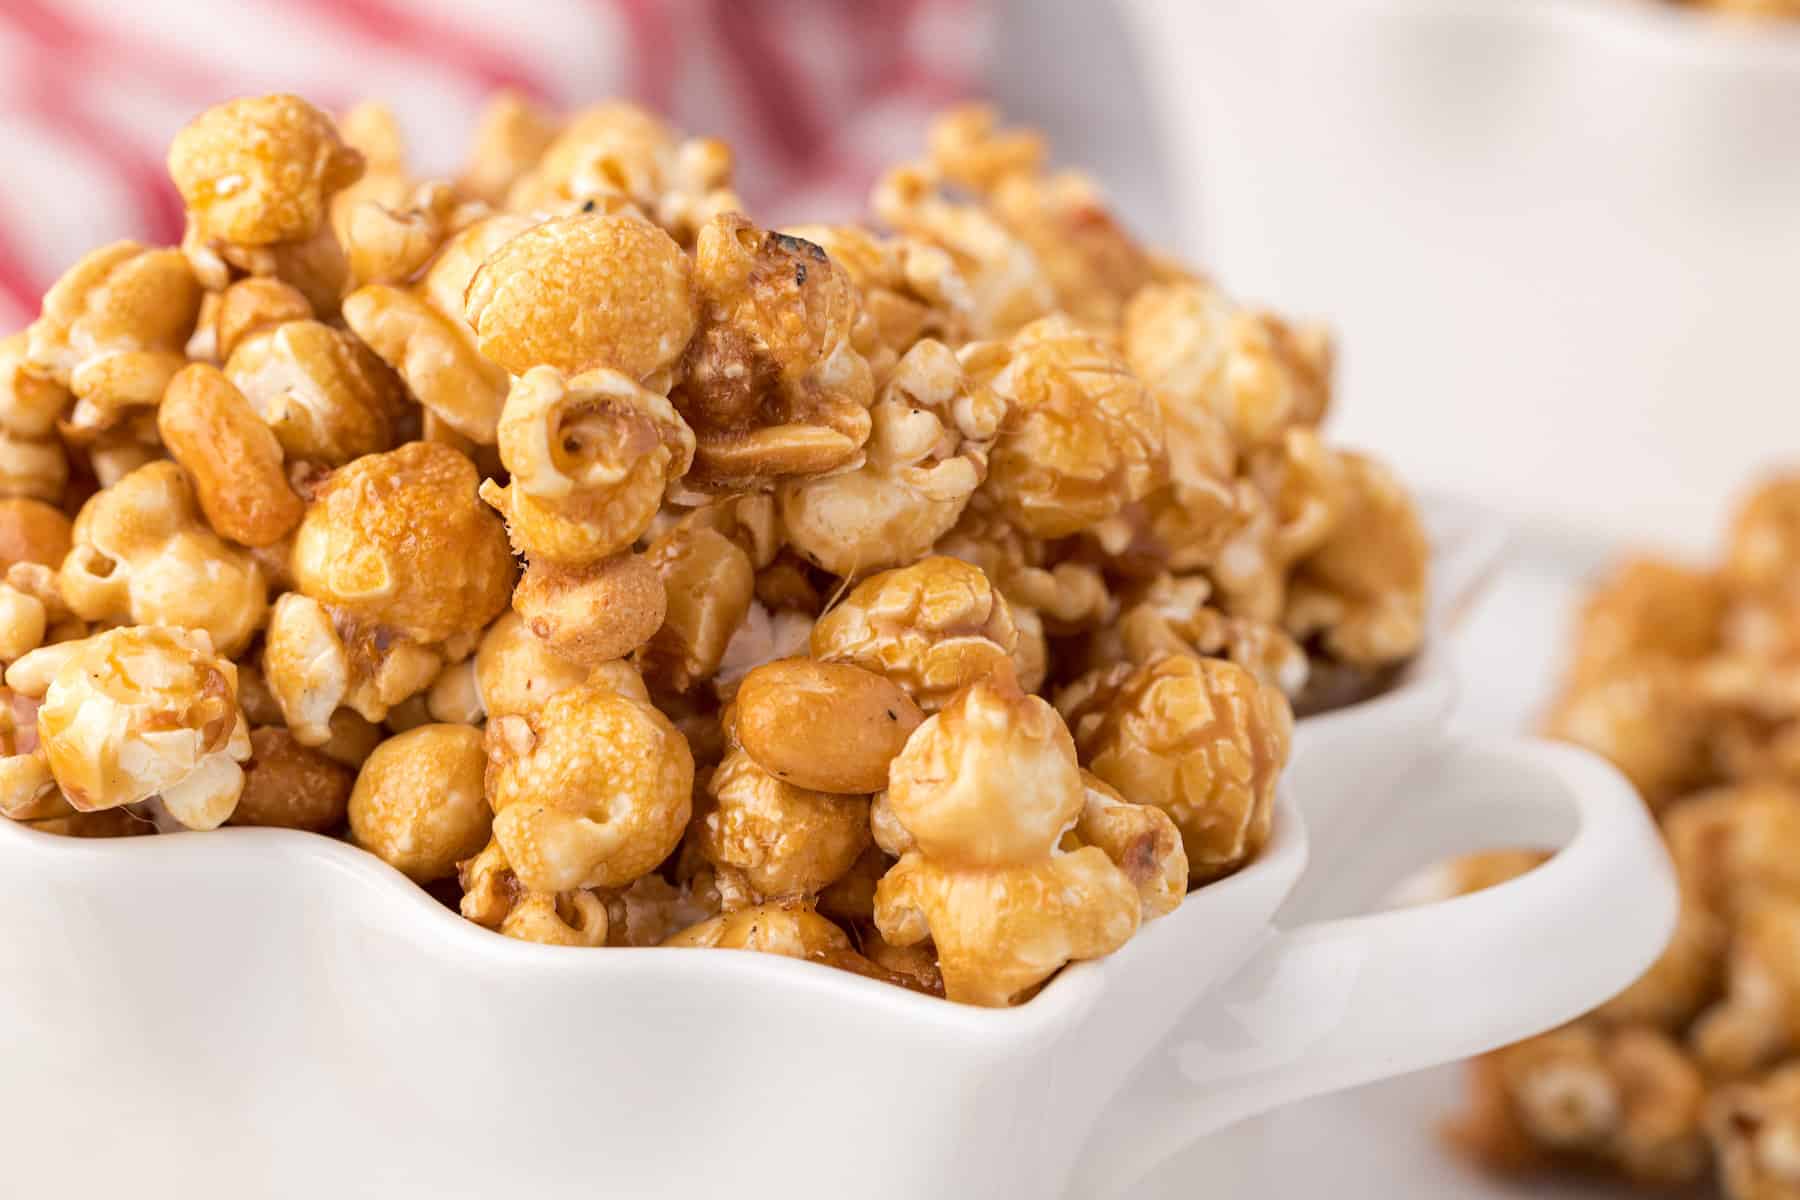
[0,93,1427,1006]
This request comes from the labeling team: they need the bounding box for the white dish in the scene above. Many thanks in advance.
[0,725,1669,1199]
[1118,0,1800,554]
[1133,523,1637,1198]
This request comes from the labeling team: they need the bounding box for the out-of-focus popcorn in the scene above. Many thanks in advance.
[1445,472,1800,1196]
[504,102,740,244]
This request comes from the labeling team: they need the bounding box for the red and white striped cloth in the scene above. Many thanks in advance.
[0,0,990,325]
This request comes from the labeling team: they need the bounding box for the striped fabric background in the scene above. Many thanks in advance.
[0,0,989,324]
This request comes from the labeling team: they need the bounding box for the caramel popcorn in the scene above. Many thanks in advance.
[780,338,1001,576]
[504,102,739,244]
[485,683,694,893]
[465,211,697,380]
[292,442,515,645]
[874,669,1140,1006]
[31,626,251,830]
[872,165,1055,339]
[672,214,874,489]
[169,94,364,248]
[348,723,491,882]
[480,366,694,566]
[968,314,1165,538]
[60,461,267,657]
[695,746,872,906]
[1712,1065,1800,1200]
[1123,281,1330,451]
[0,90,1438,1011]
[513,553,666,669]
[27,242,202,391]
[1284,450,1428,668]
[1061,653,1291,885]
[811,557,1018,712]
[224,318,407,467]
[1446,473,1800,1195]
[634,518,753,693]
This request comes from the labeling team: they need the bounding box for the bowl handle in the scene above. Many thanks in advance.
[1067,735,1675,1199]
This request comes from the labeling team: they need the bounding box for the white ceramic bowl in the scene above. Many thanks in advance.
[1118,0,1800,554]
[0,727,1669,1199]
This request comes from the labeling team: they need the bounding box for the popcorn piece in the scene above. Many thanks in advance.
[292,442,515,645]
[663,901,926,990]
[872,165,1055,339]
[780,223,972,378]
[1285,450,1430,669]
[157,364,304,546]
[348,723,491,882]
[874,669,1140,1006]
[485,683,694,893]
[967,314,1166,539]
[188,277,312,364]
[31,626,251,830]
[672,215,875,489]
[1066,771,1188,921]
[781,338,1002,576]
[1546,662,1714,811]
[59,461,267,657]
[1062,653,1291,885]
[26,243,202,391]
[696,747,872,905]
[504,101,739,244]
[731,658,922,794]
[168,94,364,247]
[465,211,697,380]
[1727,474,1800,596]
[928,107,1153,326]
[472,610,597,719]
[513,553,666,669]
[1093,573,1310,698]
[1710,1063,1800,1200]
[224,318,408,466]
[228,726,353,832]
[1691,897,1800,1080]
[479,366,695,565]
[458,835,611,948]
[342,211,534,447]
[459,90,558,206]
[1124,281,1332,451]
[0,334,71,503]
[1569,557,1727,686]
[1445,1025,1709,1188]
[810,557,1018,712]
[935,497,1113,633]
